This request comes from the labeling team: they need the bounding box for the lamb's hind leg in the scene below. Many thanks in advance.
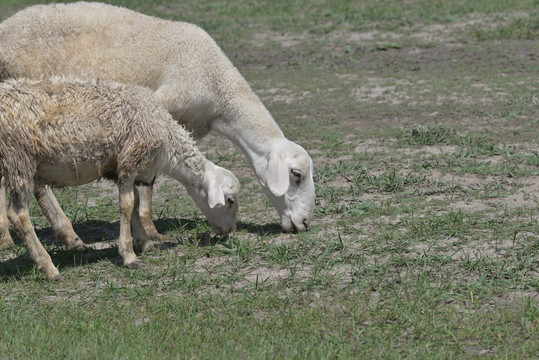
[0,177,15,248]
[118,177,138,267]
[131,186,152,253]
[34,186,87,251]
[138,179,162,239]
[7,191,60,280]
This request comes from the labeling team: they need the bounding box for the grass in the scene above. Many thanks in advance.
[0,0,538,358]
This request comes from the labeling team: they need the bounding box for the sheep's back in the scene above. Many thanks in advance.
[0,2,214,88]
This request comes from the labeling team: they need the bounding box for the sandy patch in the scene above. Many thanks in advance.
[255,87,312,105]
[448,200,491,212]
[491,178,539,208]
[251,30,308,48]
[330,11,531,46]
[407,235,526,261]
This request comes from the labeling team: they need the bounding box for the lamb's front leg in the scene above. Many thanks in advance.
[0,177,15,248]
[34,186,87,251]
[118,178,138,267]
[138,181,162,239]
[7,192,60,280]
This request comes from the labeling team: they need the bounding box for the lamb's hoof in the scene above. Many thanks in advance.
[41,267,61,281]
[0,237,15,249]
[124,261,141,269]
[65,238,89,252]
[148,231,164,241]
[134,240,154,253]
[72,243,89,252]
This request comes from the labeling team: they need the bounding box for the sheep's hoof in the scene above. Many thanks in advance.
[148,232,164,241]
[41,267,61,281]
[124,261,141,269]
[0,236,15,249]
[65,238,89,252]
[70,244,89,253]
[134,240,154,253]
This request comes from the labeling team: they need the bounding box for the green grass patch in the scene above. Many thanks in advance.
[473,13,539,40]
[0,0,538,358]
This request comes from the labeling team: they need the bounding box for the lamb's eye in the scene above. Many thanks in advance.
[227,196,235,205]
[291,169,302,183]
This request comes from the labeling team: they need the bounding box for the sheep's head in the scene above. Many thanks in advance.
[187,163,240,236]
[262,140,315,232]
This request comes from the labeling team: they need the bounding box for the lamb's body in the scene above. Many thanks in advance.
[0,78,239,279]
[0,79,183,194]
[0,1,315,240]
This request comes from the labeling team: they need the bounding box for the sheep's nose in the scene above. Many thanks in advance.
[215,225,235,236]
[302,219,310,231]
[221,227,230,236]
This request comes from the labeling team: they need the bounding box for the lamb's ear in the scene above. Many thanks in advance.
[207,178,225,208]
[265,151,289,197]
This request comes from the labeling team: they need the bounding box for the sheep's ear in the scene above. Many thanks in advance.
[265,151,289,197]
[207,178,225,209]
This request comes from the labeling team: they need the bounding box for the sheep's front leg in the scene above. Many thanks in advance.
[131,186,152,253]
[0,177,15,248]
[138,181,162,239]
[7,192,60,280]
[34,186,87,251]
[118,178,138,267]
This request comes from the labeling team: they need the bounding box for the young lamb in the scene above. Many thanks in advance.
[0,1,315,247]
[0,77,240,280]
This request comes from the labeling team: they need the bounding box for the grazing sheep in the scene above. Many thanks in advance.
[0,1,315,245]
[0,77,240,280]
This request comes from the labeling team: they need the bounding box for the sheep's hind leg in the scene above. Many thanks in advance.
[131,186,152,253]
[118,177,138,267]
[138,180,163,240]
[0,177,15,248]
[7,192,60,280]
[34,186,88,252]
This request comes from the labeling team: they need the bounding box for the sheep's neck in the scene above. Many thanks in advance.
[159,147,206,188]
[214,96,286,180]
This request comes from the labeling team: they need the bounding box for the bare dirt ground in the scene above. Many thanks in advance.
[215,13,537,291]
[0,6,536,308]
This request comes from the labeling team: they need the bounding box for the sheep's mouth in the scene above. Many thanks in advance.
[293,218,310,232]
[212,224,236,236]
[282,216,310,233]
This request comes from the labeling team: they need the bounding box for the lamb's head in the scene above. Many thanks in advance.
[187,162,240,236]
[261,140,315,232]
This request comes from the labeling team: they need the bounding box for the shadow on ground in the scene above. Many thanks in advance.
[0,217,284,280]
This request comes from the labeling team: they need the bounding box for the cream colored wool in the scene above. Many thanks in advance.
[0,1,315,235]
[0,79,188,196]
[0,77,239,279]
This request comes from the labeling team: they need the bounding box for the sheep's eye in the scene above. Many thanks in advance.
[291,169,302,183]
[191,183,203,191]
[227,197,235,205]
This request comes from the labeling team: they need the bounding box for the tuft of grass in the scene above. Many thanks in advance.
[474,14,539,40]
[401,126,459,146]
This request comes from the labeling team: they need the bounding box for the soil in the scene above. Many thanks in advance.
[218,14,538,285]
[1,11,536,297]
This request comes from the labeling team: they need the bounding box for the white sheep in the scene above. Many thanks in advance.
[0,77,240,280]
[0,1,315,247]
